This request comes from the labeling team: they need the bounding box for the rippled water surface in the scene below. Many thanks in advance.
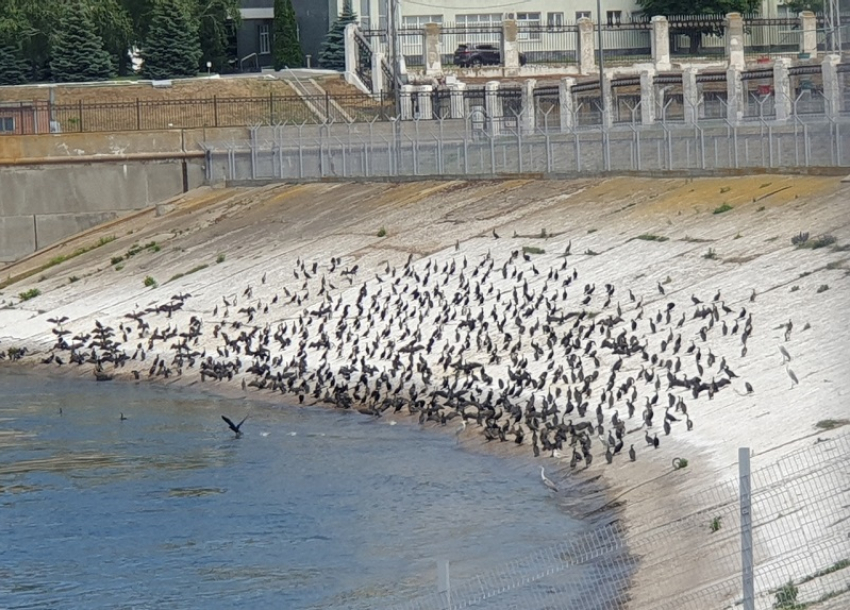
[0,371,603,609]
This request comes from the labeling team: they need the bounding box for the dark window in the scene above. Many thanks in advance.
[0,117,14,133]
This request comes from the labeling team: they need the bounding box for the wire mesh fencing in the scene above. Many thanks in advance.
[328,433,849,610]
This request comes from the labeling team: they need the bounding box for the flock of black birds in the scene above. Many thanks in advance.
[30,236,765,483]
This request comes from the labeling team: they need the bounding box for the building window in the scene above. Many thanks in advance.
[402,15,443,28]
[259,23,270,54]
[516,12,541,40]
[547,12,564,27]
[0,117,14,133]
[607,10,622,26]
[360,0,370,29]
[456,13,501,26]
[576,11,591,21]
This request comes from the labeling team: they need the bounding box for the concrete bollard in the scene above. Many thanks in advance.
[485,81,502,136]
[601,71,614,128]
[400,84,415,120]
[651,16,671,71]
[577,18,596,76]
[726,66,744,122]
[559,77,576,132]
[449,82,467,119]
[725,13,745,70]
[416,85,434,120]
[821,54,842,119]
[682,67,700,124]
[773,57,792,121]
[640,69,656,125]
[423,23,442,76]
[521,79,536,135]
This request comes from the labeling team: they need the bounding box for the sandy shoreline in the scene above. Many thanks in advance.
[1,174,848,608]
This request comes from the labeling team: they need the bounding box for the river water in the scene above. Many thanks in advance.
[0,370,613,609]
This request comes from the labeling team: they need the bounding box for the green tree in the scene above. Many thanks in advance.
[0,1,29,84]
[193,0,241,73]
[274,0,304,69]
[142,0,202,79]
[50,0,115,82]
[90,0,134,76]
[637,0,760,54]
[318,0,357,70]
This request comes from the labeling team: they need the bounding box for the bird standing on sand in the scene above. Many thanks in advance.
[222,415,248,437]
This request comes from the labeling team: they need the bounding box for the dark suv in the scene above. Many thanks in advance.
[453,43,528,68]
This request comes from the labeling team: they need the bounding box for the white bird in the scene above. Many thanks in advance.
[540,466,558,493]
[785,365,799,388]
[455,419,467,444]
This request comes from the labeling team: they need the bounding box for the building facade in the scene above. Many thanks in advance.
[237,0,332,70]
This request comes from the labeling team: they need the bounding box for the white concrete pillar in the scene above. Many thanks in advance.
[344,23,358,77]
[726,67,744,122]
[601,71,614,128]
[640,69,656,125]
[521,79,536,135]
[416,85,433,120]
[449,82,466,118]
[799,11,818,59]
[682,67,700,124]
[773,57,792,121]
[577,18,596,76]
[485,80,502,136]
[822,54,842,118]
[400,84,415,120]
[371,51,384,95]
[651,16,671,71]
[725,13,745,70]
[559,77,576,132]
[502,19,520,72]
[423,22,442,76]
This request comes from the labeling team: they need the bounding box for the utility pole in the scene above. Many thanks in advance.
[596,0,605,118]
[388,0,402,118]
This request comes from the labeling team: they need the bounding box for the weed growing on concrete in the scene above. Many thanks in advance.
[377,227,387,238]
[584,249,599,256]
[709,516,722,533]
[816,284,829,293]
[587,228,598,234]
[636,234,669,242]
[713,203,733,215]
[18,288,41,301]
[662,275,672,284]
[757,206,766,212]
[790,285,799,292]
[720,186,731,193]
[672,457,688,469]
[539,228,548,238]
[734,233,742,239]
[825,260,845,270]
[522,246,545,255]
[800,558,850,582]
[216,254,226,264]
[0,236,117,290]
[702,248,718,260]
[168,264,209,283]
[760,182,772,188]
[143,276,157,288]
[773,580,801,609]
[111,256,124,265]
[68,276,79,283]
[114,264,124,271]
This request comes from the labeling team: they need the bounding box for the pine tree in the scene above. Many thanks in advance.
[142,0,202,79]
[273,0,303,69]
[0,40,28,85]
[318,0,357,71]
[49,0,114,82]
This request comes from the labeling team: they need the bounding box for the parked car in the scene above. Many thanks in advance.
[453,43,528,68]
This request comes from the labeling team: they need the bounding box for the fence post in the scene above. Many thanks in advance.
[577,18,596,76]
[640,69,656,125]
[501,19,520,73]
[799,11,818,59]
[682,67,700,125]
[559,77,575,133]
[650,16,671,71]
[136,98,141,131]
[821,54,841,120]
[437,560,451,610]
[269,92,274,123]
[78,99,83,133]
[214,95,219,127]
[725,13,745,70]
[739,447,754,610]
[773,58,792,122]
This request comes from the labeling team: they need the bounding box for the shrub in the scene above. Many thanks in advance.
[636,234,669,242]
[713,203,733,215]
[18,288,41,301]
[377,227,387,238]
[216,253,226,264]
[703,248,718,260]
[143,276,157,288]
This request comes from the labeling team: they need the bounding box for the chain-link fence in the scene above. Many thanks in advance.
[203,111,850,185]
[327,433,848,610]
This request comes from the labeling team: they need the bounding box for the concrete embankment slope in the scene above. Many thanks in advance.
[0,175,848,608]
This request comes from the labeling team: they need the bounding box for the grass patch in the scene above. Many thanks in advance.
[143,276,157,288]
[757,205,766,212]
[816,284,830,293]
[800,558,850,584]
[587,228,598,234]
[774,580,802,609]
[797,234,836,250]
[815,419,849,430]
[636,234,669,242]
[680,235,713,243]
[523,246,545,255]
[719,186,731,193]
[672,457,688,469]
[114,263,124,271]
[18,288,41,301]
[167,264,208,284]
[0,235,116,290]
[713,203,733,215]
[377,227,387,238]
[709,516,722,533]
[703,248,718,260]
[68,276,80,284]
[216,253,226,264]
[790,285,799,292]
